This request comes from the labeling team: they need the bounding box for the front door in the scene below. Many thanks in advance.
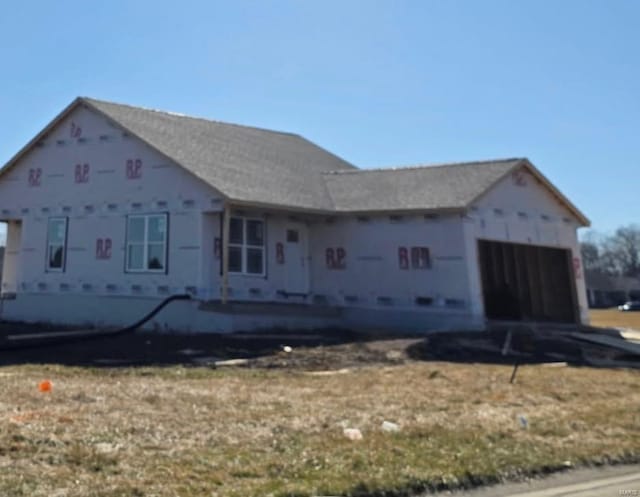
[284,223,309,295]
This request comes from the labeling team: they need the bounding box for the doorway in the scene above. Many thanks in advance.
[478,239,578,323]
[1,220,22,294]
[284,223,309,295]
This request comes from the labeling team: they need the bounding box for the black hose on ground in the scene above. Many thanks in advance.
[0,294,192,351]
[118,294,191,333]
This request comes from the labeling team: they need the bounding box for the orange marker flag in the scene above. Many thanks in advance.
[38,380,53,393]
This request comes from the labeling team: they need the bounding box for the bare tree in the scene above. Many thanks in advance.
[598,238,621,275]
[609,225,640,277]
[580,240,600,272]
[580,230,618,276]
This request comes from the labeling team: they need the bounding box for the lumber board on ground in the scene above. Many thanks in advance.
[569,332,640,355]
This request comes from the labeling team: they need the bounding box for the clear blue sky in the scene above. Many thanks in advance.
[0,0,638,237]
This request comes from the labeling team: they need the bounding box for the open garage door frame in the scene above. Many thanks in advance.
[477,239,579,324]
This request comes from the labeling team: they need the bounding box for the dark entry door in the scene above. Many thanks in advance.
[478,240,578,323]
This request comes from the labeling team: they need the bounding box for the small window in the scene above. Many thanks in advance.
[411,247,431,269]
[228,217,265,275]
[493,208,504,216]
[518,211,528,219]
[126,214,168,273]
[286,229,299,243]
[46,218,68,272]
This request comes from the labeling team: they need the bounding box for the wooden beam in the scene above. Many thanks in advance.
[221,204,231,304]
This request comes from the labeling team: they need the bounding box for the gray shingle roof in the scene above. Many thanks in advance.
[83,98,357,211]
[0,97,588,225]
[84,99,527,214]
[323,159,523,212]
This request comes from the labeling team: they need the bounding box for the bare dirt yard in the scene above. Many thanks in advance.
[1,312,639,497]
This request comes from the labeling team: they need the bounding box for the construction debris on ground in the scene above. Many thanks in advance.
[1,319,639,370]
[412,322,640,369]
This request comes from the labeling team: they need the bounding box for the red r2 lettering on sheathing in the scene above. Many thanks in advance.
[126,159,142,179]
[398,247,409,269]
[96,238,112,259]
[573,257,582,279]
[276,242,285,264]
[70,121,82,138]
[28,168,42,187]
[74,163,90,183]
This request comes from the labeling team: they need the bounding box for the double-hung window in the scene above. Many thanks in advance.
[126,214,168,272]
[46,217,68,271]
[228,217,265,275]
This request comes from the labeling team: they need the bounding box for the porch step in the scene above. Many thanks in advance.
[198,300,343,318]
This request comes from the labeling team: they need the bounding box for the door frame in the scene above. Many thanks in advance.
[283,222,310,295]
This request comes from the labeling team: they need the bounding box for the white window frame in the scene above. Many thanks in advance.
[125,213,168,273]
[46,217,68,272]
[228,216,265,276]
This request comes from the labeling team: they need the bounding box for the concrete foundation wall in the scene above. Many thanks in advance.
[0,292,484,333]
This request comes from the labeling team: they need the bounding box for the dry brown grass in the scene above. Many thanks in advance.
[1,360,640,497]
[590,308,640,330]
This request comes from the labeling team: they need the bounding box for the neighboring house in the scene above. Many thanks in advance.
[585,271,640,308]
[0,97,590,332]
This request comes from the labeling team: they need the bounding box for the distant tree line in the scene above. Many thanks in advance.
[580,224,640,278]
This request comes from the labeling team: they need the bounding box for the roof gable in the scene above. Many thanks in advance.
[0,102,228,210]
[467,159,589,226]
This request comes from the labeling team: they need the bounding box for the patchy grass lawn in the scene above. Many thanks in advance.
[590,308,640,329]
[2,360,639,497]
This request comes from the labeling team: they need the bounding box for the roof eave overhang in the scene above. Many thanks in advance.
[227,198,465,217]
[334,206,464,217]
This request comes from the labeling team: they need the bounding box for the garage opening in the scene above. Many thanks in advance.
[478,239,578,323]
